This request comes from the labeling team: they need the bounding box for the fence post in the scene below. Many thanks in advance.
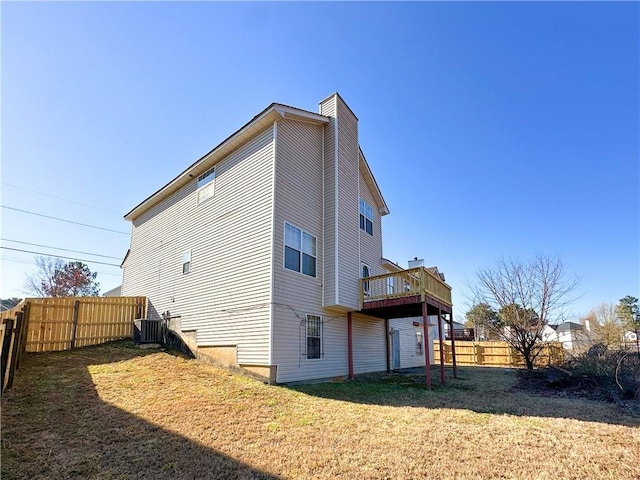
[16,303,30,369]
[1,319,14,390]
[5,312,24,390]
[70,300,80,349]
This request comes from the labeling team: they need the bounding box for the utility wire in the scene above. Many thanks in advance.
[1,206,129,235]
[1,247,122,267]
[1,238,122,260]
[1,257,122,276]
[1,182,122,215]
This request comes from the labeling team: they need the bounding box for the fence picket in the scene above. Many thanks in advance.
[434,340,564,367]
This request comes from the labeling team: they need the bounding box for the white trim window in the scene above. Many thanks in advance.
[359,198,373,235]
[284,223,316,277]
[197,167,215,204]
[386,276,394,295]
[306,314,322,360]
[416,331,423,356]
[362,263,371,297]
[182,250,191,274]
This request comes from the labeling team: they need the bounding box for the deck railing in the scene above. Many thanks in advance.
[360,267,452,308]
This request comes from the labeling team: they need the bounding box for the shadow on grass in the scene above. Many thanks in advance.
[290,365,640,428]
[1,341,279,480]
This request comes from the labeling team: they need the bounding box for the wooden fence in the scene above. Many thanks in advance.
[434,340,564,368]
[0,296,146,390]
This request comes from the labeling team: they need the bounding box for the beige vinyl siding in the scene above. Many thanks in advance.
[352,313,387,374]
[272,304,348,383]
[335,97,361,310]
[389,317,438,368]
[271,118,344,383]
[389,318,426,369]
[122,127,275,365]
[319,94,361,311]
[359,168,385,277]
[320,98,337,307]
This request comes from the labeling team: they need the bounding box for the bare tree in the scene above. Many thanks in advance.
[582,303,624,348]
[25,256,100,297]
[471,254,578,369]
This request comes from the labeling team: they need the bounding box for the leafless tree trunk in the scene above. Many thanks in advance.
[471,254,578,369]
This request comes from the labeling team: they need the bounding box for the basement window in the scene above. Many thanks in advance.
[306,314,322,360]
[416,331,423,356]
[197,167,215,204]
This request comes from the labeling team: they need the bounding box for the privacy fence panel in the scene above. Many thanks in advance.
[23,296,146,352]
[1,297,146,391]
[434,340,564,368]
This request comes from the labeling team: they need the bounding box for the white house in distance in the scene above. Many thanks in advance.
[122,93,456,385]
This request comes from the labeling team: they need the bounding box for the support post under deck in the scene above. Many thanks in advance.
[422,302,431,388]
[449,309,458,378]
[385,318,391,373]
[437,307,445,385]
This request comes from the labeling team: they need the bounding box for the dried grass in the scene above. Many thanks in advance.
[2,340,639,480]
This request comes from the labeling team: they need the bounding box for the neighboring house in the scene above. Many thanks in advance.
[122,93,454,384]
[102,285,122,297]
[553,321,588,351]
[541,324,559,343]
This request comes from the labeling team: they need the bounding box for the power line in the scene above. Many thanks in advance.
[1,206,129,235]
[1,257,122,277]
[0,238,122,260]
[1,182,122,215]
[1,247,122,267]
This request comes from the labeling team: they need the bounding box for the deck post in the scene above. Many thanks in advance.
[422,302,431,388]
[347,312,354,380]
[437,307,445,384]
[449,310,458,378]
[385,318,391,373]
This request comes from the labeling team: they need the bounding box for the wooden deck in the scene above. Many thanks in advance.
[360,266,452,313]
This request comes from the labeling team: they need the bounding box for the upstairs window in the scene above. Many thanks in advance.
[284,223,316,277]
[197,167,215,204]
[362,264,371,297]
[386,276,395,295]
[182,250,191,274]
[306,314,322,359]
[359,199,373,235]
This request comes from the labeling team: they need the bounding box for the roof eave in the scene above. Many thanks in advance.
[358,147,389,216]
[124,104,330,222]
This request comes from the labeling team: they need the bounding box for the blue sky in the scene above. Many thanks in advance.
[2,2,638,321]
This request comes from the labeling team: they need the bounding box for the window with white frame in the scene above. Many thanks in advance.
[306,314,322,359]
[362,264,371,297]
[197,167,215,204]
[359,198,373,235]
[182,250,191,274]
[416,331,423,356]
[386,276,394,295]
[284,223,316,277]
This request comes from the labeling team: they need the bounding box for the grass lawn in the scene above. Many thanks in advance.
[2,341,639,480]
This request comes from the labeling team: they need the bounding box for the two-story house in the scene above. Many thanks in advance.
[122,93,456,385]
